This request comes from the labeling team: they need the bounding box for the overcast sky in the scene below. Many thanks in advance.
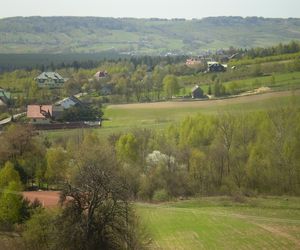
[0,0,299,19]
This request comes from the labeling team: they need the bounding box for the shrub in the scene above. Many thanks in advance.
[153,189,169,202]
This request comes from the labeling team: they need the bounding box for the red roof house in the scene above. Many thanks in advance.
[27,105,53,123]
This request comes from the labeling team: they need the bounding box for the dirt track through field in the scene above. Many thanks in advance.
[108,90,300,110]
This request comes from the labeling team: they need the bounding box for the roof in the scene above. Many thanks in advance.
[94,71,108,78]
[0,89,11,99]
[0,98,6,106]
[56,95,82,106]
[36,72,64,81]
[69,95,82,104]
[27,105,53,119]
[191,85,200,92]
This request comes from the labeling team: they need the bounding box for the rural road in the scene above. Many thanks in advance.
[0,112,26,125]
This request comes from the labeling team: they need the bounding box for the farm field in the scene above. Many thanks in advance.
[137,197,300,250]
[44,89,300,140]
[103,90,300,130]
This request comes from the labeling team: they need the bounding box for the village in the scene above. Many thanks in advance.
[0,58,230,130]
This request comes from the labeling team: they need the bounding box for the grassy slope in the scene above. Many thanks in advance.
[137,197,300,249]
[103,90,300,130]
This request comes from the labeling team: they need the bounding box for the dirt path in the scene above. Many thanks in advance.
[108,90,300,110]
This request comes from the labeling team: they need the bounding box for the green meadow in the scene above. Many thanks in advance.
[103,91,300,128]
[44,90,300,140]
[136,197,300,249]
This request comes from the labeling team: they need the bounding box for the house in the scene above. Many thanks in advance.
[0,88,11,106]
[186,58,203,66]
[93,71,109,80]
[35,72,65,88]
[191,85,204,99]
[27,105,53,123]
[207,62,227,72]
[56,95,83,109]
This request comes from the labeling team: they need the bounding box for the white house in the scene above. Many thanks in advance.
[35,72,66,88]
[55,96,82,109]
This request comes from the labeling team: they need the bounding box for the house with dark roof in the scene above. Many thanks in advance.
[207,62,227,73]
[35,72,66,88]
[191,85,204,99]
[55,95,83,109]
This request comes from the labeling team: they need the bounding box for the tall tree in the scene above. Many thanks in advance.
[163,74,179,99]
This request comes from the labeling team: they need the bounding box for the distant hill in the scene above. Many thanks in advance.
[1,16,300,54]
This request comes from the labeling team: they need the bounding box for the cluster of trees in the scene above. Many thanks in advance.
[111,105,300,199]
[60,105,103,122]
[0,126,149,249]
[244,41,300,59]
[1,102,300,201]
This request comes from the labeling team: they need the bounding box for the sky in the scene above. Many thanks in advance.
[0,0,299,19]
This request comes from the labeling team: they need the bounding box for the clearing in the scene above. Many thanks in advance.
[23,191,60,207]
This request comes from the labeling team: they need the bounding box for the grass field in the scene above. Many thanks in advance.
[103,90,300,130]
[44,90,300,140]
[137,197,300,250]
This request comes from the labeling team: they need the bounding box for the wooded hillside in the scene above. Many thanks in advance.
[1,16,300,54]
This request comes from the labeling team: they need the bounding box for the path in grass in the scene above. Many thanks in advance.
[136,197,300,249]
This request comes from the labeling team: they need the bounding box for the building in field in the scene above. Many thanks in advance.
[35,72,66,88]
[191,85,204,99]
[186,58,202,66]
[207,62,227,72]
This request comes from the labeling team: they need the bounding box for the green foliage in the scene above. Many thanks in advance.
[60,105,103,122]
[0,162,21,190]
[0,181,23,228]
[152,189,169,202]
[163,74,179,99]
[45,147,69,184]
[213,81,226,97]
[23,209,58,250]
[116,133,139,163]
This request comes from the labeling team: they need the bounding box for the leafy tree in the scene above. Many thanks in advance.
[23,209,58,250]
[56,144,148,250]
[116,133,139,163]
[213,81,226,97]
[45,147,70,185]
[131,65,147,102]
[0,161,21,190]
[0,181,23,228]
[60,105,103,122]
[152,66,165,100]
[0,124,36,164]
[163,74,179,99]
